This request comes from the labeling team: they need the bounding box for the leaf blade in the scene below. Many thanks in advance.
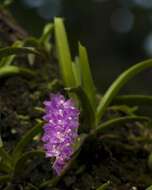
[96,181,111,190]
[72,56,81,87]
[0,47,41,58]
[78,42,96,110]
[66,86,95,131]
[91,116,150,137]
[0,65,36,78]
[96,59,152,124]
[54,17,75,87]
[113,95,152,106]
[12,121,43,164]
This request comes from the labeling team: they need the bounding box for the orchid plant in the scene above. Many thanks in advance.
[0,17,152,189]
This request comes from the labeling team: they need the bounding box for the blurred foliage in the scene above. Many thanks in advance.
[6,0,152,94]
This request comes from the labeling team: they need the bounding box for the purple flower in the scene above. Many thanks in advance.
[42,93,79,175]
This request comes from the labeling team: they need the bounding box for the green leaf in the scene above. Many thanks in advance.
[13,150,44,176]
[73,134,88,152]
[0,41,23,67]
[0,65,36,79]
[39,23,53,52]
[113,95,152,106]
[24,37,41,48]
[27,54,35,66]
[54,17,75,87]
[0,175,11,184]
[146,185,152,190]
[12,121,43,164]
[40,23,53,42]
[2,0,14,6]
[0,137,12,171]
[0,148,12,166]
[0,162,12,173]
[25,183,39,190]
[0,55,15,68]
[96,59,152,124]
[91,116,150,137]
[96,181,111,190]
[72,56,81,87]
[78,42,96,110]
[109,105,138,116]
[66,86,95,131]
[0,47,41,58]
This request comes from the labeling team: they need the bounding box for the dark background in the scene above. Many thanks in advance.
[8,0,152,94]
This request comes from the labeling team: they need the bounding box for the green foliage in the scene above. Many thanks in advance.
[78,42,96,110]
[39,23,54,52]
[146,185,152,190]
[54,17,75,87]
[0,16,152,189]
[0,44,45,79]
[0,121,43,186]
[0,47,41,58]
[0,41,23,67]
[13,150,44,177]
[1,0,14,7]
[113,95,152,106]
[72,56,81,87]
[96,181,111,190]
[66,86,95,131]
[96,59,152,124]
[91,116,150,137]
[0,65,36,78]
[52,19,152,187]
[12,120,43,164]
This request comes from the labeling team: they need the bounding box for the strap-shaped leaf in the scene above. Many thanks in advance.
[0,41,23,67]
[0,175,11,184]
[0,137,12,167]
[0,47,41,58]
[24,37,40,48]
[66,86,95,131]
[91,116,150,137]
[25,183,39,190]
[0,65,36,78]
[13,150,44,176]
[113,95,152,106]
[39,23,53,52]
[0,162,12,173]
[96,59,152,124]
[40,23,53,42]
[73,133,87,152]
[78,42,96,110]
[96,181,111,190]
[54,18,75,87]
[0,148,12,166]
[109,105,137,116]
[12,121,43,164]
[72,56,81,87]
[146,185,152,190]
